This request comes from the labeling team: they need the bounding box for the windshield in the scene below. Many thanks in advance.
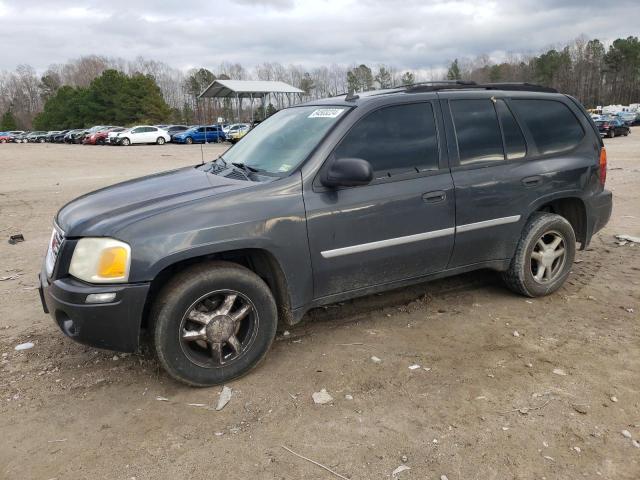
[221,106,349,175]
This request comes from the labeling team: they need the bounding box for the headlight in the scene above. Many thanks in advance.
[69,238,131,283]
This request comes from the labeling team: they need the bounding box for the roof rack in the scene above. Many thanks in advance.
[404,81,557,93]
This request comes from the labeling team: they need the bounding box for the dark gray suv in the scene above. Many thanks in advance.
[39,82,612,386]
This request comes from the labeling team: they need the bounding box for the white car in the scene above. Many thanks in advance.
[113,126,171,146]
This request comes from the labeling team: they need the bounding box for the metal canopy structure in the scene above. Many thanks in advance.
[198,79,304,123]
[199,79,303,99]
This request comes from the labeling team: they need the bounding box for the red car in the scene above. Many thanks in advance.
[83,127,125,145]
[0,134,12,143]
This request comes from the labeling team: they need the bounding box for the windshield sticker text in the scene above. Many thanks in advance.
[308,108,345,119]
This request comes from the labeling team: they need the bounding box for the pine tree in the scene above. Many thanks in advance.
[447,59,461,80]
[0,110,18,130]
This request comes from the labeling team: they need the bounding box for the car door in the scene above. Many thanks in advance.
[304,100,456,299]
[143,127,158,143]
[128,127,142,144]
[442,93,589,267]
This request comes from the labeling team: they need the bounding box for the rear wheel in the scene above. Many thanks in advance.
[156,137,165,145]
[152,261,278,387]
[502,212,576,297]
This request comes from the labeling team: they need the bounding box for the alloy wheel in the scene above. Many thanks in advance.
[179,289,259,368]
[530,230,566,284]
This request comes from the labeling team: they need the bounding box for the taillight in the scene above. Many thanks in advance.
[599,147,607,186]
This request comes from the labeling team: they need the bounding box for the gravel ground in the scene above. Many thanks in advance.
[0,136,639,479]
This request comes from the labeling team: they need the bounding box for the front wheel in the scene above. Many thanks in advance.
[121,137,131,146]
[502,212,576,297]
[185,136,193,145]
[152,261,278,387]
[608,130,615,138]
[156,137,166,145]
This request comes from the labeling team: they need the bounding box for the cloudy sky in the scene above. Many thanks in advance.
[0,0,638,72]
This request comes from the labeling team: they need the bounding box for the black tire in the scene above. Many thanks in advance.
[152,261,278,387]
[185,136,193,145]
[121,137,131,146]
[156,137,165,145]
[608,129,615,138]
[502,212,576,297]
[38,137,45,143]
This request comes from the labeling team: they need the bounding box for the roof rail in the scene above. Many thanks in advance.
[405,81,556,94]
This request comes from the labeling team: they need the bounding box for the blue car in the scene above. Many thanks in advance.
[173,125,226,144]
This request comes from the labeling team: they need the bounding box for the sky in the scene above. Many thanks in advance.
[0,0,638,73]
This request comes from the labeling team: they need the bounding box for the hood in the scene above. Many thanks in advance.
[56,165,252,237]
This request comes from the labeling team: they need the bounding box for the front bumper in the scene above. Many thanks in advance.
[39,269,150,352]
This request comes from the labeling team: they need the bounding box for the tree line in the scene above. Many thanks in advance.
[1,36,639,130]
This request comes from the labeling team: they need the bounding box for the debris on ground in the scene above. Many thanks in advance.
[513,330,520,337]
[216,386,233,411]
[8,234,25,244]
[408,364,421,370]
[615,234,640,244]
[441,475,449,480]
[572,404,589,414]
[281,445,350,480]
[610,396,618,402]
[344,394,353,400]
[155,396,170,402]
[553,368,567,376]
[0,274,21,281]
[14,342,34,351]
[312,388,333,405]
[370,356,382,364]
[392,465,410,477]
[621,430,632,439]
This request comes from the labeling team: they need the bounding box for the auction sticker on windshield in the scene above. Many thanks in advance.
[308,108,345,118]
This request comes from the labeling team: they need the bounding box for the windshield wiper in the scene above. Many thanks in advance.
[231,162,260,173]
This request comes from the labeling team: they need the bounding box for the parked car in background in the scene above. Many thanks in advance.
[26,131,49,143]
[85,127,125,145]
[226,123,251,143]
[0,133,12,143]
[11,132,29,143]
[166,125,190,141]
[45,131,62,142]
[595,118,630,138]
[52,130,70,143]
[172,125,225,144]
[616,112,636,125]
[111,126,171,146]
[65,129,88,144]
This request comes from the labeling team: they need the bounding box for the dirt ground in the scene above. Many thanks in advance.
[0,136,638,480]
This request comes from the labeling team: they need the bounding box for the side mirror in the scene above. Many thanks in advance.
[321,157,373,188]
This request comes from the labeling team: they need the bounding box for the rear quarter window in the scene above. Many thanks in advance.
[511,99,584,155]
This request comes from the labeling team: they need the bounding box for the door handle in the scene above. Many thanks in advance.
[521,176,543,187]
[422,191,446,203]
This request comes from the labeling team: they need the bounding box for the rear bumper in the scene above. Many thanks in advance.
[39,270,150,352]
[584,189,612,245]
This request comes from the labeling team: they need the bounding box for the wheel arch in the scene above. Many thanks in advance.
[141,247,294,332]
[527,196,588,248]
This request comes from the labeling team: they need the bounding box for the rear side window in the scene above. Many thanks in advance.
[450,99,504,165]
[511,99,584,155]
[496,100,526,159]
[335,102,439,178]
